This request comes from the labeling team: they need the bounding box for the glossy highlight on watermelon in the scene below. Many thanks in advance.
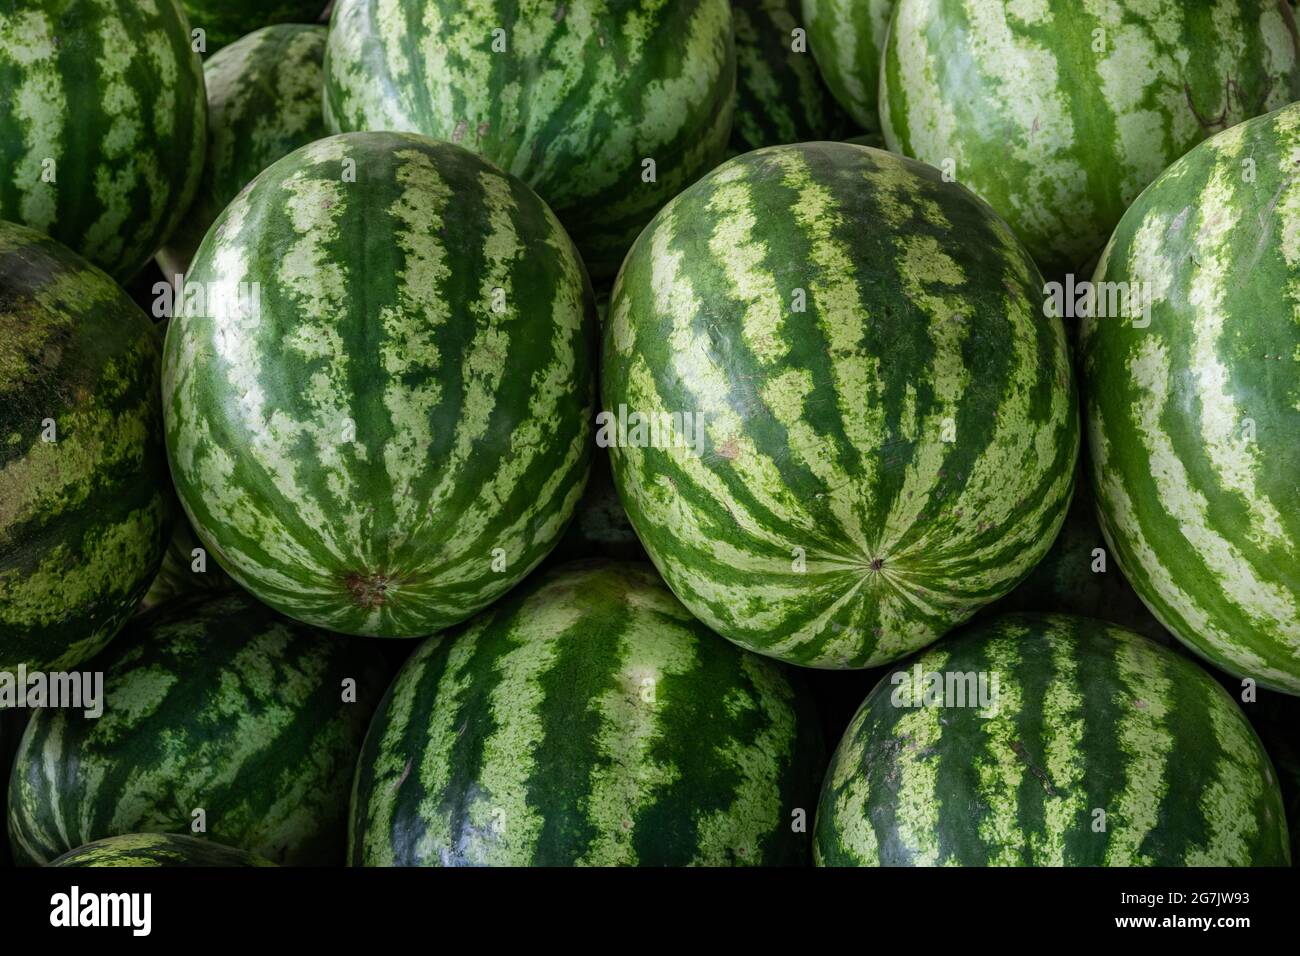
[7,591,388,866]
[0,0,207,280]
[0,222,169,673]
[181,1,326,53]
[158,23,329,278]
[350,560,823,866]
[50,833,275,868]
[602,141,1078,669]
[1080,103,1300,694]
[879,0,1300,275]
[323,0,736,279]
[163,131,596,637]
[815,614,1291,866]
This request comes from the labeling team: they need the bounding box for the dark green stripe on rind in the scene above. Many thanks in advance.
[350,560,823,866]
[879,0,1300,275]
[163,131,596,637]
[323,0,737,279]
[182,1,326,52]
[800,0,894,132]
[1080,103,1300,693]
[7,592,388,866]
[602,142,1078,669]
[50,832,275,868]
[0,222,169,672]
[0,0,207,280]
[814,613,1290,866]
[158,23,329,277]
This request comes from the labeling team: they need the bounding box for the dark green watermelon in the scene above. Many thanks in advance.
[182,1,327,53]
[50,832,275,868]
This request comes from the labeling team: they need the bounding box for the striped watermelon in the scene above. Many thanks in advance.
[814,614,1291,866]
[322,0,736,280]
[51,833,275,868]
[602,142,1078,669]
[879,0,1300,276]
[800,0,893,132]
[1242,689,1300,864]
[157,23,329,278]
[731,0,853,151]
[163,131,596,637]
[181,1,326,53]
[0,0,207,281]
[0,222,169,673]
[1080,103,1300,694]
[138,503,237,612]
[7,591,389,866]
[546,448,646,566]
[350,560,823,866]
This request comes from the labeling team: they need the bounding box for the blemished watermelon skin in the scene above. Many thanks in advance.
[0,0,207,281]
[7,591,389,866]
[322,0,736,280]
[731,0,852,151]
[181,1,326,53]
[162,131,596,638]
[814,614,1291,866]
[349,560,824,866]
[879,0,1300,276]
[157,23,329,278]
[0,222,169,673]
[799,0,893,132]
[1080,103,1300,694]
[602,142,1078,669]
[50,833,275,868]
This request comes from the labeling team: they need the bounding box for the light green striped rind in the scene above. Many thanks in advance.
[880,0,1300,276]
[1081,102,1300,694]
[0,0,207,280]
[7,591,389,866]
[163,131,596,637]
[603,142,1078,669]
[182,1,326,53]
[350,560,823,866]
[50,832,276,868]
[814,613,1291,866]
[322,0,737,280]
[158,23,329,277]
[800,0,894,131]
[0,222,169,673]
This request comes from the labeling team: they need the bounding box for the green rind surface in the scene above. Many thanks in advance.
[814,613,1291,866]
[602,142,1078,668]
[800,0,893,131]
[350,560,823,866]
[182,1,326,52]
[50,832,275,868]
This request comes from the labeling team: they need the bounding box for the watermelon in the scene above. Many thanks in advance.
[162,131,596,638]
[7,591,388,866]
[546,448,646,566]
[157,23,329,279]
[602,142,1078,669]
[879,0,1300,276]
[322,0,736,280]
[731,0,853,151]
[50,833,274,868]
[1240,688,1300,864]
[0,222,169,673]
[0,0,207,281]
[350,560,823,866]
[799,0,893,132]
[814,613,1291,866]
[1080,103,1300,694]
[181,2,326,54]
[138,500,237,612]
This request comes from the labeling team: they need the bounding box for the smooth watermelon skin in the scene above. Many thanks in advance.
[138,498,238,612]
[0,222,169,673]
[7,591,388,866]
[546,448,647,567]
[50,833,275,868]
[323,0,736,280]
[814,614,1291,866]
[879,0,1300,276]
[163,131,596,638]
[731,0,853,151]
[350,560,824,866]
[1240,689,1300,865]
[1081,104,1300,695]
[157,23,328,278]
[800,0,893,132]
[0,0,207,281]
[602,142,1078,669]
[181,1,326,53]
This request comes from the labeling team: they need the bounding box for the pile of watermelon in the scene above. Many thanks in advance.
[0,0,1296,869]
